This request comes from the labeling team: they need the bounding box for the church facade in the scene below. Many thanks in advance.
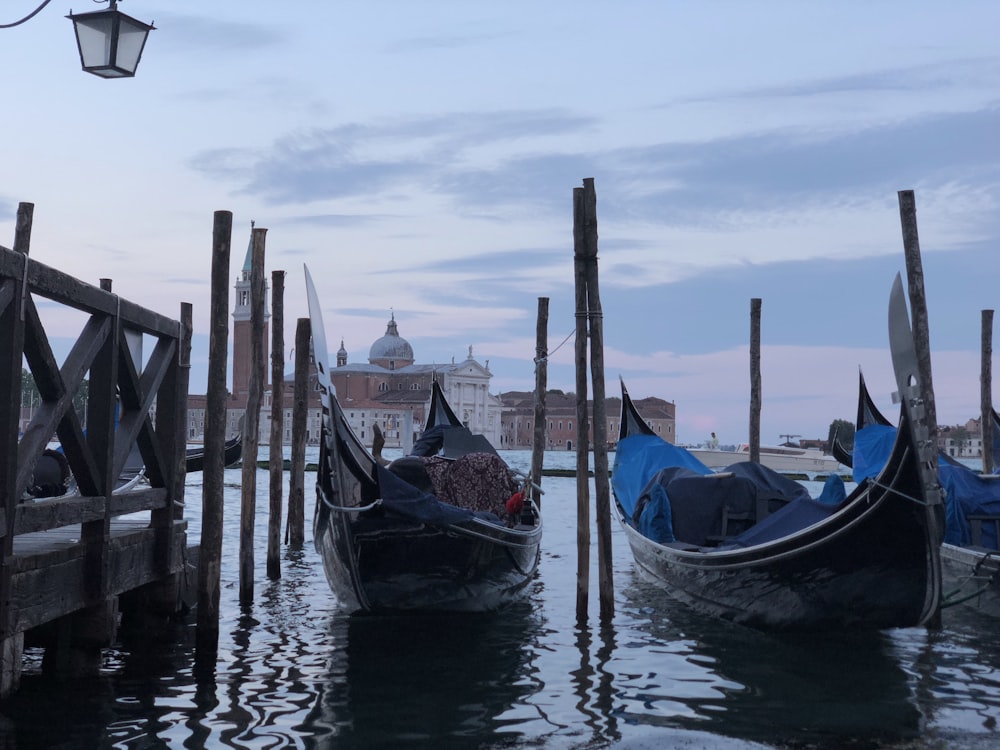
[186,245,505,449]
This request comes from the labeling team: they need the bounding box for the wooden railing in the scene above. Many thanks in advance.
[0,202,191,639]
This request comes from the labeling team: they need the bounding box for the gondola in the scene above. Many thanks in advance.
[610,274,943,631]
[184,432,243,473]
[844,369,1000,616]
[304,266,541,613]
[831,370,892,468]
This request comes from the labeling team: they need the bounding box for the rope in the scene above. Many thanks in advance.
[941,582,995,608]
[535,328,575,365]
[866,478,931,506]
[510,468,544,495]
[940,550,1000,608]
[321,496,382,513]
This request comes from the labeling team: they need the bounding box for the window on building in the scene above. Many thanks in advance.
[379,382,388,392]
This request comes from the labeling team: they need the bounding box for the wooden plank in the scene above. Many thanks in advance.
[0,247,177,337]
[11,488,169,536]
[8,523,186,633]
[14,497,105,535]
[0,206,32,642]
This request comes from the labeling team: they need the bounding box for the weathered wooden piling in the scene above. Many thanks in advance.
[573,177,614,621]
[896,189,943,628]
[0,203,33,696]
[530,298,548,508]
[982,310,994,475]
[897,190,938,437]
[749,298,762,463]
[173,302,193,525]
[286,318,310,546]
[197,210,232,658]
[573,186,591,621]
[267,270,285,580]
[239,227,267,604]
[582,179,614,622]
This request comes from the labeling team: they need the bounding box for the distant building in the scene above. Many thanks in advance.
[939,417,989,459]
[499,390,676,451]
[186,244,504,448]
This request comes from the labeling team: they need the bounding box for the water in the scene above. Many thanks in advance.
[2,450,999,749]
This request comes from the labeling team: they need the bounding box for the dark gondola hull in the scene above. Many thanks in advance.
[611,275,942,631]
[616,460,936,630]
[305,267,541,613]
[314,504,540,612]
[847,369,1000,617]
[185,434,242,473]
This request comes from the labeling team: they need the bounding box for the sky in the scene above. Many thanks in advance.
[2,1,999,447]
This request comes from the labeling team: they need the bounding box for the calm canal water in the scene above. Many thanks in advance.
[1,449,999,749]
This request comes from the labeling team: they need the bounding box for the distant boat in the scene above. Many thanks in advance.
[304,266,542,613]
[185,433,243,473]
[686,442,843,474]
[610,275,943,631]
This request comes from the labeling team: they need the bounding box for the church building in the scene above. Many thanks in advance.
[186,244,504,450]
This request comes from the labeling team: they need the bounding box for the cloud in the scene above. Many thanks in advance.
[151,12,287,54]
[188,110,598,205]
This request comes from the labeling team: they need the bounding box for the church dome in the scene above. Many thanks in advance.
[369,313,414,367]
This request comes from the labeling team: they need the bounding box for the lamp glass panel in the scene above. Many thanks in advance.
[74,16,115,68]
[115,18,151,73]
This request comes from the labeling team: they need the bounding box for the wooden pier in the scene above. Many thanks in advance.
[1,205,190,698]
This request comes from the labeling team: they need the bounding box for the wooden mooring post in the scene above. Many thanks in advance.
[286,318,310,546]
[2,203,189,696]
[196,210,232,660]
[896,189,944,627]
[982,310,994,476]
[749,298,762,463]
[239,227,267,605]
[897,190,938,437]
[267,270,285,580]
[573,177,614,622]
[529,298,548,508]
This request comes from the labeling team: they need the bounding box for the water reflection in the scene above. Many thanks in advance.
[3,466,1000,748]
[302,602,543,748]
[896,607,1000,737]
[614,576,923,748]
[571,621,620,746]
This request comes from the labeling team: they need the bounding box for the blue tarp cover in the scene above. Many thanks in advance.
[613,434,846,547]
[612,435,711,521]
[851,424,1000,548]
[375,464,478,526]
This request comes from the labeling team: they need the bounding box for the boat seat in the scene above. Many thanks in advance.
[705,497,774,544]
[968,514,1000,550]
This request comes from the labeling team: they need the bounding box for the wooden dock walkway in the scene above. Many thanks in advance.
[1,204,191,698]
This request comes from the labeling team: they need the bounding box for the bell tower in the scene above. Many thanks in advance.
[232,224,269,406]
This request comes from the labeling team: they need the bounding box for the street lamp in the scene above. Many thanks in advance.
[67,0,154,78]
